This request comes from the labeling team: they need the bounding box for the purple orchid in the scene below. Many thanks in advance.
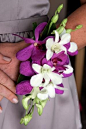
[16,80,33,95]
[13,22,53,62]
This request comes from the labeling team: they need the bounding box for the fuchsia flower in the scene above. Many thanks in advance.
[14,22,53,62]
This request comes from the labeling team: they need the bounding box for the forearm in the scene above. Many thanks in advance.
[66,3,86,49]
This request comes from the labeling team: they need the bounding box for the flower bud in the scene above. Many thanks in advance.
[36,104,43,116]
[60,18,68,27]
[55,4,63,14]
[57,26,65,34]
[76,25,83,29]
[22,95,32,110]
[20,115,32,126]
[51,14,59,24]
[66,29,72,33]
[40,99,48,108]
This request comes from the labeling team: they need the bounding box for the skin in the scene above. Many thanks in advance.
[0,0,86,111]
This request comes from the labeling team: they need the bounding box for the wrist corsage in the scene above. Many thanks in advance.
[13,4,82,126]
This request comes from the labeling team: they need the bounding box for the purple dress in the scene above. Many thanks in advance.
[0,0,82,129]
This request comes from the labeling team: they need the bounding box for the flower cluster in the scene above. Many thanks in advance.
[14,4,82,126]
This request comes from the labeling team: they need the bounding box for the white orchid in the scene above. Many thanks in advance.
[37,82,67,100]
[30,64,62,87]
[46,31,71,60]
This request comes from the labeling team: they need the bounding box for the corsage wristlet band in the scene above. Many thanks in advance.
[13,4,82,126]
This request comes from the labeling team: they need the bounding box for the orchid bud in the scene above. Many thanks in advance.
[76,25,83,29]
[20,115,32,126]
[66,29,72,33]
[51,14,59,24]
[36,104,43,116]
[60,18,68,27]
[55,4,63,14]
[40,99,48,108]
[22,95,32,110]
[57,26,65,34]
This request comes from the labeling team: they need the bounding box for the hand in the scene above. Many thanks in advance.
[0,41,29,112]
[0,52,18,113]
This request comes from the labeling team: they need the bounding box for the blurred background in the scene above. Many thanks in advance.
[49,0,86,129]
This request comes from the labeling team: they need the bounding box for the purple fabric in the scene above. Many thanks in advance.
[16,80,33,95]
[20,61,35,76]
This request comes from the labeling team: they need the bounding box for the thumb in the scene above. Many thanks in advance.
[0,53,11,64]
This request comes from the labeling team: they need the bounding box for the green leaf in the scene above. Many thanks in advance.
[32,22,37,40]
[17,74,30,84]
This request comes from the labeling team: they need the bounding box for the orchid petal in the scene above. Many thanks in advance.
[48,72,62,85]
[30,74,43,87]
[60,33,71,45]
[43,64,52,71]
[55,84,64,94]
[46,84,55,98]
[42,74,50,87]
[61,45,67,54]
[16,81,33,95]
[40,36,54,44]
[67,42,78,56]
[60,28,66,37]
[54,84,67,91]
[37,88,48,100]
[64,42,70,50]
[35,22,47,41]
[46,49,53,60]
[32,64,42,73]
[20,61,34,76]
[16,45,33,61]
[46,38,54,49]
[31,47,45,61]
[42,58,53,67]
[64,65,73,74]
[55,31,59,42]
[12,34,35,44]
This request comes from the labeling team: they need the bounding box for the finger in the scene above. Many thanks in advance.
[0,95,3,101]
[0,70,16,93]
[0,95,3,113]
[0,53,11,64]
[0,84,18,104]
[0,106,2,113]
